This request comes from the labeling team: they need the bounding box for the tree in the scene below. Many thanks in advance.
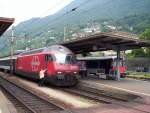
[140,28,150,57]
[140,27,150,40]
[130,48,146,57]
[130,27,150,57]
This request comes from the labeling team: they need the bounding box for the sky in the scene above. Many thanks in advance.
[0,0,73,25]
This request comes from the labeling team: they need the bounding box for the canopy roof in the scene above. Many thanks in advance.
[0,17,14,36]
[62,32,150,54]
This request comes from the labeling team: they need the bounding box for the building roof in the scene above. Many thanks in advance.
[77,56,117,61]
[62,32,150,54]
[0,17,14,36]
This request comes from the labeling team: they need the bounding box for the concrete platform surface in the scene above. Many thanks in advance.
[67,105,145,113]
[81,77,150,97]
[0,89,17,113]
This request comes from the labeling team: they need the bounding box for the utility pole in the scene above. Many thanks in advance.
[64,26,66,42]
[10,26,14,74]
[91,21,95,33]
[24,33,28,50]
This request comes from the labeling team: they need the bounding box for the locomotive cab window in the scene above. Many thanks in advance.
[55,54,76,64]
[45,55,54,62]
[66,55,77,64]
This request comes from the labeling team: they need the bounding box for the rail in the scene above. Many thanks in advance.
[0,76,67,113]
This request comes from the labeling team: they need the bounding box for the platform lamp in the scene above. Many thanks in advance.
[10,26,15,74]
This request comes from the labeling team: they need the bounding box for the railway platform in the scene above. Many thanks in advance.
[80,77,150,96]
[0,89,17,113]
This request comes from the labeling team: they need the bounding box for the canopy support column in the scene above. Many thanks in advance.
[116,47,121,80]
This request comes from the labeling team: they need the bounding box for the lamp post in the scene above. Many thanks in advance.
[64,26,66,42]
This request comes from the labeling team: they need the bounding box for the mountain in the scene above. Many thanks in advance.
[14,0,150,37]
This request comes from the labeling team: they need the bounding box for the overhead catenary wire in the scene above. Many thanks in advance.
[77,0,115,15]
[15,0,92,34]
[43,0,116,35]
[15,0,69,32]
[67,0,115,25]
[30,0,116,34]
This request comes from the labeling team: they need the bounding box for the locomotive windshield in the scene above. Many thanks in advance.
[55,54,76,64]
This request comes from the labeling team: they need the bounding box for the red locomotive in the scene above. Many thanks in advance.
[0,45,79,86]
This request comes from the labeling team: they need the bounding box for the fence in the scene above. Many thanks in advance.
[125,58,150,72]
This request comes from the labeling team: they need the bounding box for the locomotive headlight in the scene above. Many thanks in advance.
[74,72,77,74]
[57,72,62,74]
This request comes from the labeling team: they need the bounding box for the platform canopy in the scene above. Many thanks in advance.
[62,32,150,54]
[0,17,14,37]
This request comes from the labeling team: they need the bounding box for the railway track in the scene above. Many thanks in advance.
[0,76,70,113]
[61,86,150,113]
[0,87,33,113]
[62,87,128,104]
[0,73,150,113]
